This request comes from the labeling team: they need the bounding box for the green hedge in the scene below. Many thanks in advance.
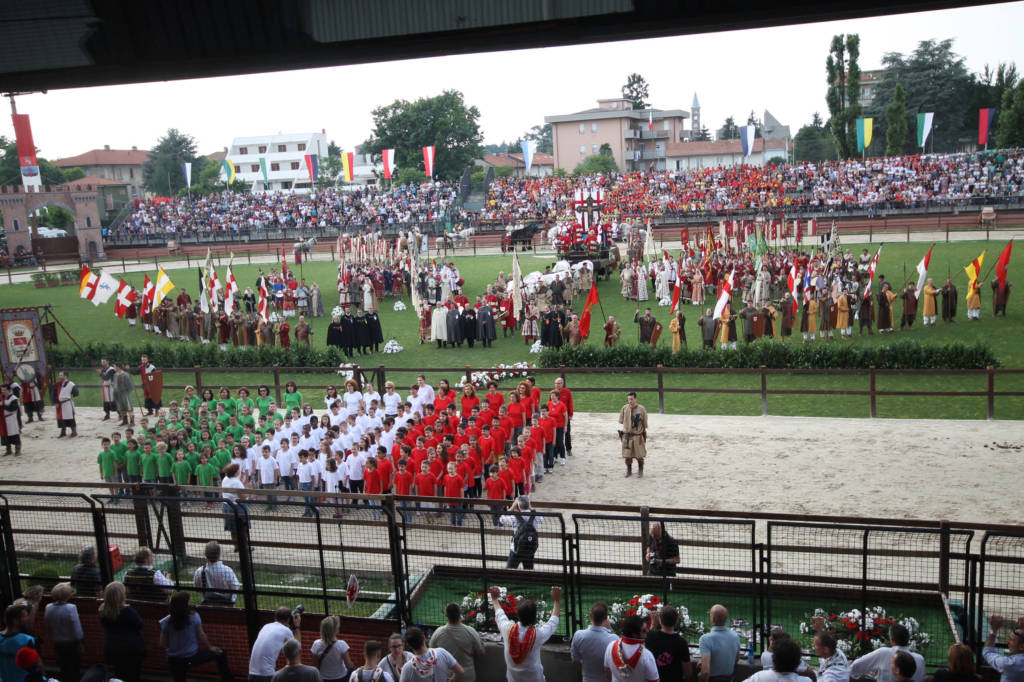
[536,340,999,370]
[49,342,354,369]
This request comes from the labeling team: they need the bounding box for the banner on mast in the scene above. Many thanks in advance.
[11,114,41,189]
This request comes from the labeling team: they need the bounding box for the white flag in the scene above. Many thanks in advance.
[92,272,119,306]
[713,269,735,320]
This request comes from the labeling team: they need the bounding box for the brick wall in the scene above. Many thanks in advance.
[32,597,398,679]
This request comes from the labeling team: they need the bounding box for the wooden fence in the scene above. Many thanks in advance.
[59,364,1024,419]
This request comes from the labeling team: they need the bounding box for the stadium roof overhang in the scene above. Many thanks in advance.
[0,0,1005,93]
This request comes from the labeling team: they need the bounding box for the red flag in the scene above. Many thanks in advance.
[114,279,138,318]
[669,280,681,315]
[281,247,288,276]
[258,276,269,322]
[648,109,654,132]
[680,228,689,244]
[579,282,600,338]
[786,263,799,315]
[996,240,1014,293]
[141,275,155,314]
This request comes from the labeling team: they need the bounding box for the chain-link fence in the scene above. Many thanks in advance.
[978,533,1024,650]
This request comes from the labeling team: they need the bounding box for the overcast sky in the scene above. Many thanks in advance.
[8,1,1024,160]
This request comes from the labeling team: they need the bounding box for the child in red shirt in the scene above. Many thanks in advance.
[441,461,465,526]
[413,460,438,521]
[497,458,515,501]
[546,390,568,465]
[507,447,525,497]
[363,458,383,519]
[538,407,556,473]
[374,446,394,493]
[483,465,506,528]
[393,458,413,522]
[517,434,536,490]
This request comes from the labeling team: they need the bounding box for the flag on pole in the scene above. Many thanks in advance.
[258,276,269,322]
[304,154,319,183]
[917,112,935,148]
[979,108,997,146]
[114,280,138,318]
[281,247,289,277]
[422,146,435,177]
[224,257,239,315]
[740,125,756,157]
[141,276,155,317]
[995,240,1014,293]
[154,268,175,308]
[259,158,269,186]
[856,118,874,152]
[381,149,396,179]
[669,279,682,315]
[11,113,41,189]
[914,245,933,298]
[713,269,735,319]
[965,252,985,301]
[511,251,523,321]
[863,246,882,300]
[521,140,537,174]
[93,272,118,306]
[579,282,600,338]
[786,263,799,315]
[648,109,654,132]
[181,162,192,187]
[198,267,209,314]
[341,152,354,182]
[221,159,236,184]
[79,266,99,302]
[802,269,813,304]
[208,260,220,313]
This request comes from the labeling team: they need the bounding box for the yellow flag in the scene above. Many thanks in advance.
[154,267,175,308]
[964,252,984,301]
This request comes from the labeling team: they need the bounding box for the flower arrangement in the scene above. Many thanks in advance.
[799,607,932,656]
[609,595,706,641]
[529,340,544,354]
[459,587,552,631]
[658,296,672,307]
[454,362,535,390]
[332,306,344,318]
[382,339,403,354]
[393,300,407,311]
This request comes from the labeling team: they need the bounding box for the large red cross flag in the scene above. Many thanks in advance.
[713,268,735,319]
[786,263,799,315]
[141,275,155,314]
[79,265,99,302]
[579,282,600,338]
[114,279,138,318]
[422,146,436,178]
[258,276,269,322]
[863,246,882,300]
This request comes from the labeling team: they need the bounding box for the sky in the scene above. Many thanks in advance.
[6,1,1024,160]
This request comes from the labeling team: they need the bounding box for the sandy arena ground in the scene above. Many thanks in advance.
[2,407,1021,527]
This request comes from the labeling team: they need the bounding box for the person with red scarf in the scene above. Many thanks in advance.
[490,584,561,680]
[604,614,659,682]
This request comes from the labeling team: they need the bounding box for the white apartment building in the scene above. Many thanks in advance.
[228,132,327,192]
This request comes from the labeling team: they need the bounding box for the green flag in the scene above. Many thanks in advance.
[916,112,934,148]
[259,158,268,186]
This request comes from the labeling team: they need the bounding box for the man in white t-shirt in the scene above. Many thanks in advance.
[849,624,925,682]
[398,626,462,682]
[249,606,301,682]
[416,375,434,406]
[604,615,659,682]
[746,638,814,682]
[490,584,561,680]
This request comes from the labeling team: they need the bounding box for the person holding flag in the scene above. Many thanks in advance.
[992,240,1013,317]
[579,282,600,340]
[921,278,940,326]
[668,309,686,353]
[965,252,985,321]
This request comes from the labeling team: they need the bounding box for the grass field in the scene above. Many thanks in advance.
[1,238,1020,418]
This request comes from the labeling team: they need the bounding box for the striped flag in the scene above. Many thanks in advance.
[786,263,799,315]
[713,268,735,320]
[648,109,654,132]
[221,159,236,184]
[915,245,934,298]
[304,154,319,183]
[154,268,175,309]
[381,148,396,179]
[863,246,882,300]
[422,145,435,178]
[79,266,99,302]
[258,276,269,322]
[964,252,985,301]
[979,108,997,146]
[341,152,354,182]
[917,112,935,148]
[224,257,239,315]
[141,276,155,319]
[856,118,873,152]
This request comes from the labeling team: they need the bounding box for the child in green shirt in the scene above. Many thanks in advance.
[97,439,117,499]
[140,442,158,484]
[124,439,141,483]
[194,453,218,508]
[155,442,174,484]
[171,450,192,488]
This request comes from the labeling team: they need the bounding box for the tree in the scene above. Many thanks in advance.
[867,39,974,154]
[505,140,523,154]
[793,113,837,162]
[362,90,484,181]
[143,128,200,195]
[719,117,740,140]
[746,111,764,138]
[62,167,86,182]
[885,83,908,155]
[35,205,74,230]
[693,125,711,142]
[967,62,1019,144]
[621,73,650,110]
[573,154,618,175]
[396,166,427,186]
[0,136,68,186]
[316,155,344,190]
[523,124,553,154]
[825,33,862,158]
[995,80,1024,148]
[327,140,342,158]
[599,143,613,157]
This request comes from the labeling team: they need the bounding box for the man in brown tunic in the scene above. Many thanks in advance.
[991,278,1012,317]
[603,315,621,347]
[561,314,582,347]
[900,283,918,330]
[780,295,796,340]
[294,315,312,346]
[618,391,648,479]
[634,308,656,343]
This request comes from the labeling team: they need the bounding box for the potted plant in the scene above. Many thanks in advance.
[30,272,47,289]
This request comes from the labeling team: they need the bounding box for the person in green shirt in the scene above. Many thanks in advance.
[238,407,256,429]
[255,385,273,418]
[194,453,218,508]
[98,438,117,495]
[124,439,142,483]
[226,415,244,443]
[236,387,255,414]
[216,387,237,416]
[283,381,303,412]
[183,385,202,414]
[140,442,158,484]
[155,442,174,484]
[184,442,200,470]
[171,450,192,487]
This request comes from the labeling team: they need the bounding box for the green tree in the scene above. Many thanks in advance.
[867,39,973,154]
[885,83,908,155]
[966,62,1018,144]
[396,166,427,186]
[693,125,711,142]
[621,73,650,110]
[35,205,74,230]
[599,143,613,157]
[995,80,1024,148]
[143,128,200,195]
[523,124,553,154]
[363,90,483,181]
[317,155,344,190]
[327,140,341,158]
[825,33,862,158]
[505,140,523,154]
[0,136,67,186]
[719,117,740,140]
[573,154,618,175]
[793,113,837,162]
[62,167,86,182]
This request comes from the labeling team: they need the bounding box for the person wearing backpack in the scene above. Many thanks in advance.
[311,616,356,682]
[500,495,540,569]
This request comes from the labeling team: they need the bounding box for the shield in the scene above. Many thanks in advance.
[829,303,839,329]
[650,321,663,348]
[751,313,765,339]
[15,364,35,382]
[346,574,360,609]
[147,370,164,404]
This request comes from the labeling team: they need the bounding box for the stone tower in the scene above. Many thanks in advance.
[691,93,701,136]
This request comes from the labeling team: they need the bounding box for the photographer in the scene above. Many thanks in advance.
[499,495,541,569]
[249,606,303,682]
[645,522,680,577]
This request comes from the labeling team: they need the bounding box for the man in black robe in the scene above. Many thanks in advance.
[477,305,497,348]
[633,308,656,343]
[460,307,477,348]
[366,311,384,352]
[353,311,371,354]
[541,306,563,348]
[445,306,464,348]
[327,315,345,352]
[342,312,357,357]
